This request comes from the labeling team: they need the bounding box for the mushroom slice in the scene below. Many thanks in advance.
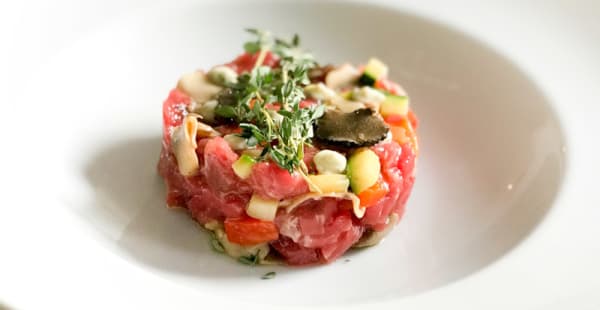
[171,115,200,176]
[353,213,400,248]
[280,192,363,218]
[314,109,389,148]
[325,63,361,90]
[177,71,222,104]
[304,83,337,101]
[196,121,221,138]
[327,96,366,113]
[189,99,219,123]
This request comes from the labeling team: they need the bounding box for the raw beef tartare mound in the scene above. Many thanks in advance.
[157,29,419,265]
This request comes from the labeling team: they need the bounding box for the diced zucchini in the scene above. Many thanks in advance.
[246,194,279,221]
[308,174,350,193]
[358,58,389,86]
[379,95,409,117]
[232,154,256,179]
[347,148,381,193]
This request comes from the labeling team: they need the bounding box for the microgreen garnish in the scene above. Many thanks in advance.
[261,271,276,280]
[215,29,324,174]
[209,234,225,253]
[238,252,260,265]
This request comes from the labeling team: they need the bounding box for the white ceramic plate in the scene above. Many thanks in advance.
[1,1,599,309]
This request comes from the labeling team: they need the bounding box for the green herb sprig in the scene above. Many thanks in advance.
[215,29,324,174]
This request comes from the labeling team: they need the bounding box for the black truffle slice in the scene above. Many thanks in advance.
[314,108,389,148]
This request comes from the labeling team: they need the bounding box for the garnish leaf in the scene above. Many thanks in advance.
[261,271,276,280]
[209,234,225,253]
[215,29,323,173]
[243,41,261,54]
[238,252,260,265]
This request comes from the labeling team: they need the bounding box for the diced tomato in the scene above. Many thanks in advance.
[226,51,279,74]
[389,125,409,145]
[383,110,417,129]
[385,115,419,155]
[224,217,279,245]
[407,109,419,129]
[374,78,404,95]
[299,99,317,109]
[162,88,191,146]
[358,179,390,207]
[264,103,281,111]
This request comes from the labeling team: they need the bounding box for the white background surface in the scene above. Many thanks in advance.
[1,0,599,309]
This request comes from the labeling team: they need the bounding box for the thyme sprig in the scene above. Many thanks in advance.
[215,29,324,174]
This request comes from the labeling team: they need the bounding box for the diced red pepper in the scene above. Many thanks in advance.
[224,217,279,245]
[383,114,406,126]
[385,114,419,156]
[357,179,390,208]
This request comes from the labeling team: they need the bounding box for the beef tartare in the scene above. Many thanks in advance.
[158,29,419,265]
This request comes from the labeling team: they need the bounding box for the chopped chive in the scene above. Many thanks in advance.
[238,250,261,265]
[238,256,256,265]
[209,235,225,253]
[261,271,276,280]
